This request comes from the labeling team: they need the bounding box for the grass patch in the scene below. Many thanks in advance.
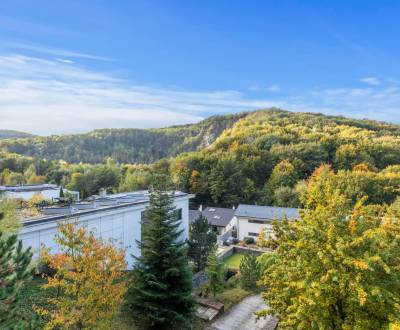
[222,253,245,269]
[217,287,251,310]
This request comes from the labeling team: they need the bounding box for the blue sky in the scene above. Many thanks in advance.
[0,0,400,134]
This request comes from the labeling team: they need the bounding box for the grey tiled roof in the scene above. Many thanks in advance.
[189,210,201,224]
[235,204,300,220]
[189,207,235,227]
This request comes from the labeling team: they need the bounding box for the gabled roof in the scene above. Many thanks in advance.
[203,207,235,227]
[189,207,235,227]
[189,210,201,224]
[235,204,299,220]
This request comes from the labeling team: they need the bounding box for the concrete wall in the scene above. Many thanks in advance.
[18,196,190,269]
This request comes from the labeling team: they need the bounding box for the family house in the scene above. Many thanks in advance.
[189,206,235,235]
[234,204,300,241]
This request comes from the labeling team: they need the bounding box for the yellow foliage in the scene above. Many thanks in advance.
[37,222,128,330]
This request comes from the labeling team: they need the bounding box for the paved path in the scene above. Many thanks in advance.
[207,294,278,330]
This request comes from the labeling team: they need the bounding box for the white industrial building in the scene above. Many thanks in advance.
[0,184,80,201]
[18,190,191,269]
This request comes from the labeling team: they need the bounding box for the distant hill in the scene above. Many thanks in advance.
[0,130,34,139]
[2,108,400,166]
[0,113,246,163]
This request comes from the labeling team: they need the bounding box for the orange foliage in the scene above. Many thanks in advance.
[37,222,128,330]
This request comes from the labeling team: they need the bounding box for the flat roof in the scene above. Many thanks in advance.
[235,204,300,220]
[0,184,59,193]
[22,190,189,227]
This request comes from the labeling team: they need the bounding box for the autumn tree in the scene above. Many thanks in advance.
[126,179,195,329]
[0,231,33,328]
[259,188,400,329]
[38,222,128,330]
[188,214,217,272]
[205,245,224,298]
[268,160,299,190]
[0,199,20,234]
[257,228,268,248]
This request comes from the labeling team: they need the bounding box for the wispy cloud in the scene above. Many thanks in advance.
[0,53,399,136]
[360,77,381,86]
[0,54,277,135]
[4,41,113,61]
[248,84,281,92]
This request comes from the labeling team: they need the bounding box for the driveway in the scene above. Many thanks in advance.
[207,294,278,330]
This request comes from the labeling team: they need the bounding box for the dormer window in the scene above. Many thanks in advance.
[213,215,221,219]
[209,208,216,212]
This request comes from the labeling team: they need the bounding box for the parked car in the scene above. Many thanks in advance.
[223,237,239,246]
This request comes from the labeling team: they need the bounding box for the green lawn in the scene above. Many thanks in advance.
[222,253,246,269]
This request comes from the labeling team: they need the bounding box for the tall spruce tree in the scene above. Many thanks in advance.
[205,245,224,298]
[188,215,217,272]
[127,179,195,330]
[0,231,33,329]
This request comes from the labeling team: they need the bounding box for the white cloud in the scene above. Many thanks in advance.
[0,54,277,135]
[0,53,399,136]
[360,77,381,86]
[4,41,113,61]
[248,84,280,92]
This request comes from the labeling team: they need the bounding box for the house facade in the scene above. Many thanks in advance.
[234,204,300,241]
[18,190,191,269]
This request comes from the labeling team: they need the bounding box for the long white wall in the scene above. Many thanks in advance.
[18,196,190,269]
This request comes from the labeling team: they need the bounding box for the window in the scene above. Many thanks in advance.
[248,232,259,237]
[213,215,221,219]
[248,219,265,224]
[175,208,182,220]
[209,208,216,212]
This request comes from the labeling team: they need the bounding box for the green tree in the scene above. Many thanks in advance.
[0,199,21,234]
[127,179,195,330]
[239,253,261,290]
[273,186,299,207]
[205,245,224,298]
[0,232,33,329]
[259,190,400,329]
[268,160,299,190]
[187,215,217,272]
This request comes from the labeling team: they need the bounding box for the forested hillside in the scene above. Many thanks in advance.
[0,113,246,163]
[2,109,400,207]
[170,109,400,206]
[0,130,34,139]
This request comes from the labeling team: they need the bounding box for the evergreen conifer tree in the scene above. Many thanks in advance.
[239,253,261,290]
[127,179,195,330]
[0,231,33,329]
[188,215,217,272]
[205,245,224,298]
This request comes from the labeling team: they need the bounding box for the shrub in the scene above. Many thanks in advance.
[226,274,240,289]
[217,287,250,310]
[243,236,255,244]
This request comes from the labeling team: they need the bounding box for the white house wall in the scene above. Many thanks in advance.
[18,196,190,269]
[237,217,273,241]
